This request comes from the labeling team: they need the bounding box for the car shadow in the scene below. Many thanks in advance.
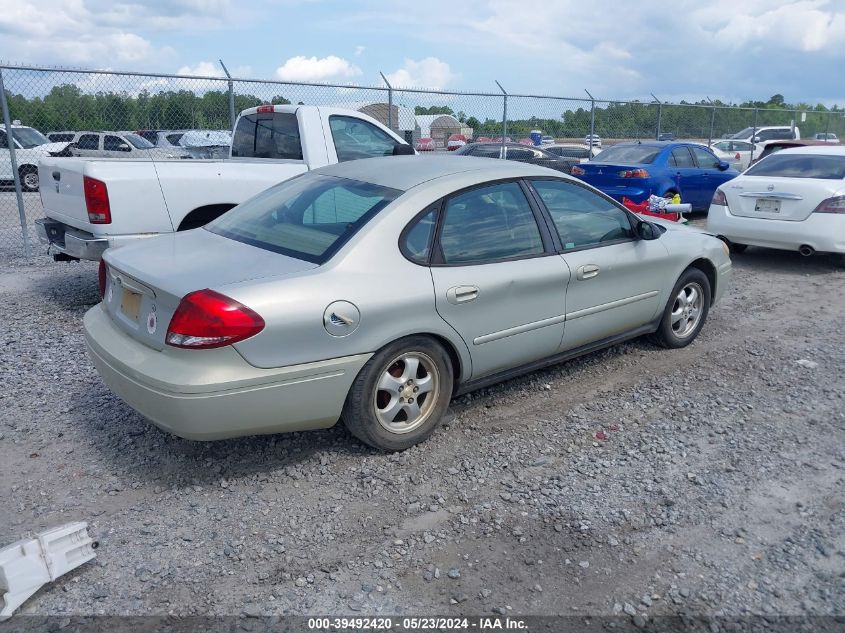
[731,246,843,276]
[28,258,101,311]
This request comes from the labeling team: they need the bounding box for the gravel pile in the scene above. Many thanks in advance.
[1,246,843,622]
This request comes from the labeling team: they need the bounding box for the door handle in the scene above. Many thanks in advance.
[446,285,479,304]
[576,264,600,280]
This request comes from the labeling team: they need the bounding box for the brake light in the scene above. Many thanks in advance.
[166,289,265,349]
[571,165,586,176]
[813,195,845,214]
[735,152,741,160]
[256,105,274,113]
[618,169,649,178]
[98,259,107,299]
[84,176,111,224]
[712,189,728,206]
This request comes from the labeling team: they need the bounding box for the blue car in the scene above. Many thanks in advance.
[571,142,739,211]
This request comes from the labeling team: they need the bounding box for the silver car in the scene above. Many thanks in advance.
[85,156,732,450]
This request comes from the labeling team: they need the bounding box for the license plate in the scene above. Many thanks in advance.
[120,288,142,322]
[755,198,781,213]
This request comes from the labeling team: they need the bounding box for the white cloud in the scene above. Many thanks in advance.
[385,57,457,89]
[355,45,366,56]
[275,55,362,82]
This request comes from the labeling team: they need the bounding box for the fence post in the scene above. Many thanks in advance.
[749,108,759,162]
[379,72,393,131]
[651,93,662,140]
[824,111,831,139]
[219,60,235,130]
[585,89,596,149]
[0,67,31,257]
[707,98,716,145]
[496,81,508,157]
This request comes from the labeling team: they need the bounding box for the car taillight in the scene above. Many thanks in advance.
[735,152,741,160]
[98,259,107,299]
[84,176,111,224]
[571,165,586,176]
[812,195,845,214]
[166,289,265,349]
[712,189,728,206]
[618,169,649,178]
[256,105,274,113]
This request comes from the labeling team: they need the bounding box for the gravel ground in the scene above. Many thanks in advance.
[1,241,843,624]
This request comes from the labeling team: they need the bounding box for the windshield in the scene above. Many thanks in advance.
[745,154,845,179]
[124,133,155,149]
[593,145,660,164]
[12,127,50,149]
[207,174,401,263]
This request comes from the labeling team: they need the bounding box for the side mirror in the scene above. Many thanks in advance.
[636,220,659,240]
[392,144,415,156]
[119,143,131,151]
[752,136,761,143]
[716,160,730,171]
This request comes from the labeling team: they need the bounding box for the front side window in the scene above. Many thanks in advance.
[104,135,129,151]
[329,115,399,162]
[506,147,535,161]
[232,112,303,160]
[745,154,845,179]
[207,174,400,263]
[124,133,154,149]
[467,145,501,158]
[437,182,544,265]
[530,179,634,250]
[76,134,99,150]
[166,133,184,145]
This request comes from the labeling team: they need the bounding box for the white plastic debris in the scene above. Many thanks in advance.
[0,522,97,620]
[796,359,819,369]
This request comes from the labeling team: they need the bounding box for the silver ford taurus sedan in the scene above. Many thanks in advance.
[85,156,732,450]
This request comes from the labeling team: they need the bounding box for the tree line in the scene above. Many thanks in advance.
[6,85,844,141]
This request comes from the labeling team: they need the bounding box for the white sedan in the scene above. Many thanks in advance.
[709,140,756,171]
[707,146,845,259]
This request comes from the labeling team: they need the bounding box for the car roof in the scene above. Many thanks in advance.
[771,145,845,155]
[312,155,563,190]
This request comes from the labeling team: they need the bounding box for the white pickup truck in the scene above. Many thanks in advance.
[36,105,413,261]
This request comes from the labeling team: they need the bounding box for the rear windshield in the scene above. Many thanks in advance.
[546,146,590,159]
[745,154,845,179]
[206,173,401,263]
[231,111,303,160]
[593,145,660,164]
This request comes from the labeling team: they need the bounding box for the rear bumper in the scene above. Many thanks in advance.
[35,219,161,261]
[83,305,372,440]
[706,204,845,254]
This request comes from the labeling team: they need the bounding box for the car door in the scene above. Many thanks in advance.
[73,133,101,158]
[690,145,732,204]
[0,130,11,180]
[328,115,401,162]
[428,180,570,379]
[668,145,703,207]
[526,178,671,351]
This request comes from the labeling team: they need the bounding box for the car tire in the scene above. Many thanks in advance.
[651,268,711,349]
[19,165,39,192]
[343,336,454,451]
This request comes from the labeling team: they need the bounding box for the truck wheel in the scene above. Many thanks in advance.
[20,165,39,192]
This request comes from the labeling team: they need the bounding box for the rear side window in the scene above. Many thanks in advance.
[670,147,695,167]
[401,207,438,264]
[745,154,845,179]
[232,112,303,159]
[77,134,99,150]
[437,182,544,264]
[206,173,400,263]
[329,116,399,162]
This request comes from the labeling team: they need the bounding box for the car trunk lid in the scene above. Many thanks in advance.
[101,229,317,350]
[724,177,840,221]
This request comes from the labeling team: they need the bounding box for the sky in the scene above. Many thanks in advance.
[1,0,845,106]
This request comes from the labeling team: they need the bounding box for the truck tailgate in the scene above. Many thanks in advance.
[38,158,173,235]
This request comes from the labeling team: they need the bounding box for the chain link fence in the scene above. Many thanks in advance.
[3,63,844,257]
